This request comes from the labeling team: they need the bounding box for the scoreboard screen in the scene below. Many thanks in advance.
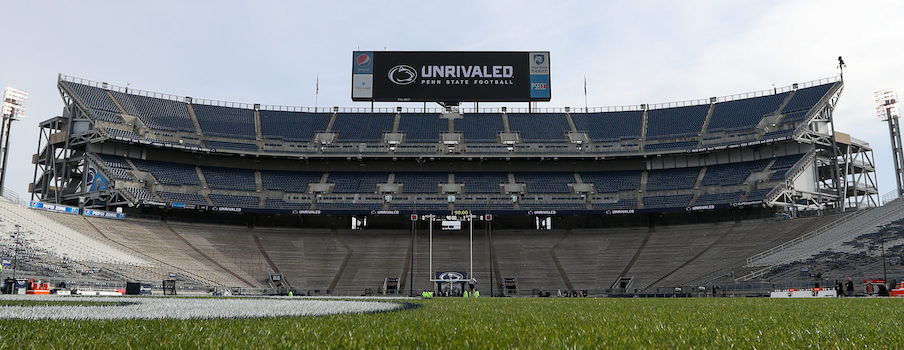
[352,51,550,103]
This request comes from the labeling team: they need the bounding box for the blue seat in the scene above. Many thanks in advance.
[508,113,570,142]
[572,111,643,141]
[646,105,708,139]
[398,114,446,142]
[458,114,504,142]
[192,104,255,139]
[260,111,331,142]
[646,168,701,191]
[332,113,395,142]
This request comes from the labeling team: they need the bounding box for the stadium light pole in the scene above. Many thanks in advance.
[11,224,20,281]
[469,214,473,289]
[878,225,888,286]
[410,214,416,297]
[875,90,904,197]
[1,87,28,192]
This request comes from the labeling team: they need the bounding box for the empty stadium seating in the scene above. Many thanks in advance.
[261,171,322,192]
[646,105,709,139]
[572,111,643,141]
[456,172,508,194]
[707,92,788,132]
[209,194,260,207]
[515,173,573,193]
[458,114,504,142]
[646,168,700,191]
[643,194,693,209]
[701,160,769,186]
[260,111,331,141]
[193,104,255,139]
[695,191,744,205]
[399,113,446,142]
[508,113,570,142]
[131,159,201,186]
[332,113,394,142]
[64,77,838,162]
[157,191,207,205]
[81,151,799,212]
[111,91,195,132]
[782,83,835,115]
[201,166,256,191]
[395,172,448,193]
[581,171,642,193]
[64,82,121,113]
[328,172,388,193]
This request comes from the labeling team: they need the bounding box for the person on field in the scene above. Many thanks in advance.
[473,289,479,298]
[834,280,843,297]
[845,278,854,297]
[462,289,469,298]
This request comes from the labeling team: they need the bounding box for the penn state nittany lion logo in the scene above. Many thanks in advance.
[388,65,417,85]
[438,271,464,281]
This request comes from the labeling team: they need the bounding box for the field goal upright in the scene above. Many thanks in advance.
[422,212,482,295]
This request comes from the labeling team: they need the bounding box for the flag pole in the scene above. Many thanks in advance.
[315,75,320,111]
[583,75,588,112]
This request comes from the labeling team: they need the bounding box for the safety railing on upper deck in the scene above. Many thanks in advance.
[59,74,841,115]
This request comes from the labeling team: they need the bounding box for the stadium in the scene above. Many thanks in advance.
[9,53,900,297]
[3,2,904,346]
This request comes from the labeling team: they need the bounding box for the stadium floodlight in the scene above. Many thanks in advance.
[875,89,904,196]
[0,87,28,191]
[2,87,27,120]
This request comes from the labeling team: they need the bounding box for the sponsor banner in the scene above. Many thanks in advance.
[686,204,716,212]
[351,74,373,99]
[353,51,373,74]
[605,209,636,215]
[528,52,550,75]
[353,51,551,102]
[529,75,551,99]
[291,209,322,215]
[370,210,400,215]
[171,203,199,210]
[435,271,468,281]
[527,210,557,215]
[210,206,242,213]
[86,167,109,192]
[83,209,126,220]
[142,200,167,207]
[29,201,79,215]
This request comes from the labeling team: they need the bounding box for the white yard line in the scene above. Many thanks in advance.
[0,295,404,320]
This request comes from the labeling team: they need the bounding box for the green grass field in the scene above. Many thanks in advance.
[2,297,903,349]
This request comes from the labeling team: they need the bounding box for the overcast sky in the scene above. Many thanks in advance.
[1,0,903,202]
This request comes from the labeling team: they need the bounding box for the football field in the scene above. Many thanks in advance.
[2,297,902,348]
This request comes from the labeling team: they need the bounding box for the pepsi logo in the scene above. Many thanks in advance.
[356,54,371,67]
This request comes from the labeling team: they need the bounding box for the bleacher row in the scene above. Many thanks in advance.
[91,152,805,211]
[63,80,836,154]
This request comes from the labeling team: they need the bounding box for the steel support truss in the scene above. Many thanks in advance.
[767,81,877,212]
[30,79,133,210]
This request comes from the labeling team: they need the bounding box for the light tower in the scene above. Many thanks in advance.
[0,87,28,192]
[875,89,904,196]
